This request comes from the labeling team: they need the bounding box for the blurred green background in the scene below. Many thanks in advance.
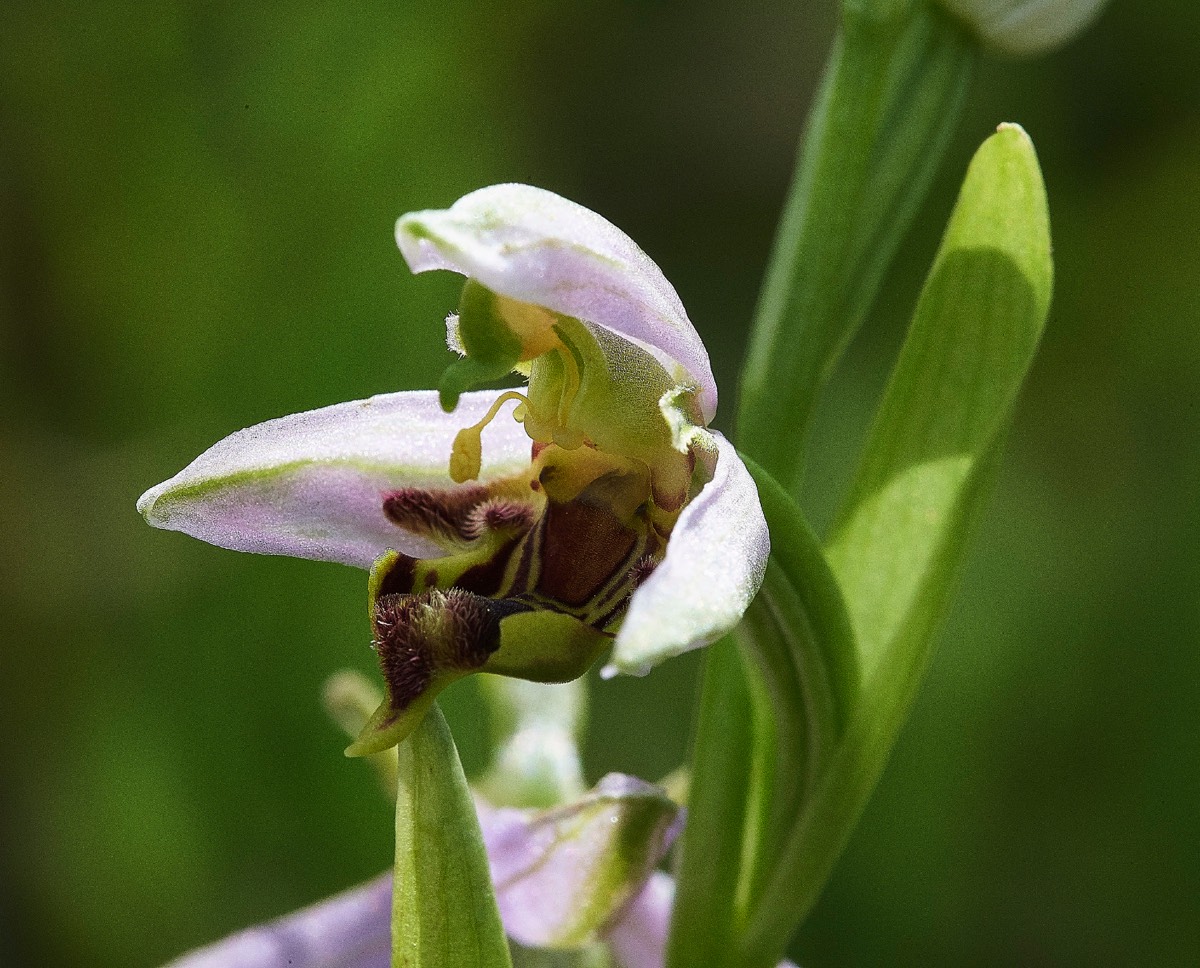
[2,0,1197,965]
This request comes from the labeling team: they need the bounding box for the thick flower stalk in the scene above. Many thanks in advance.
[138,184,768,755]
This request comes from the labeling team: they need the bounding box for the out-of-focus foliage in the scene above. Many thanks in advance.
[1,1,1197,966]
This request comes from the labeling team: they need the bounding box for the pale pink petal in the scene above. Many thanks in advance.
[396,184,717,422]
[607,432,770,676]
[138,390,530,568]
[603,873,798,968]
[163,874,391,968]
[477,774,682,949]
[602,872,675,968]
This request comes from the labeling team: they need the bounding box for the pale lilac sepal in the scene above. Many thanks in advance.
[163,874,391,968]
[604,872,798,968]
[137,390,531,568]
[478,773,682,950]
[607,432,769,676]
[603,872,675,968]
[396,184,717,423]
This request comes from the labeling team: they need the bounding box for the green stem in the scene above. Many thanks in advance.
[664,638,759,968]
[736,2,974,491]
[666,471,861,968]
[392,703,512,968]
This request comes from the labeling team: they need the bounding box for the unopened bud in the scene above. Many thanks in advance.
[938,0,1109,56]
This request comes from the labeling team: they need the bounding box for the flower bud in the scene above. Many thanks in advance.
[938,0,1109,56]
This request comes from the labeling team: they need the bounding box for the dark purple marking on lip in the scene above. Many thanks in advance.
[375,553,417,598]
[383,484,492,542]
[455,535,523,597]
[373,594,434,715]
[537,498,638,608]
[372,589,528,716]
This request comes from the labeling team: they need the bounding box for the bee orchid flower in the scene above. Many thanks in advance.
[138,184,769,753]
[163,773,797,968]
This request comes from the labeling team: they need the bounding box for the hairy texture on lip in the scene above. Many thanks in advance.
[373,589,521,713]
[373,595,436,714]
[629,555,660,589]
[464,499,537,539]
[383,483,494,544]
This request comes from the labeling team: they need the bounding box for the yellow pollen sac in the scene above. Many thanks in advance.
[450,328,598,483]
[450,390,529,483]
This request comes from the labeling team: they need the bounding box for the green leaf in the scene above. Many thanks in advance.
[392,702,512,968]
[664,637,756,968]
[826,122,1053,678]
[735,462,860,900]
[737,124,1053,967]
[510,943,613,968]
[667,464,858,968]
[737,3,974,490]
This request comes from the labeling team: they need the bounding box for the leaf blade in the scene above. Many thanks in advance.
[740,124,1053,966]
[827,122,1053,676]
[737,4,975,488]
[664,638,757,968]
[667,465,859,968]
[392,703,513,968]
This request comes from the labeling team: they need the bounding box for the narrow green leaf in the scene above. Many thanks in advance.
[510,943,613,968]
[827,122,1053,678]
[738,125,1053,967]
[668,464,859,968]
[732,470,860,967]
[664,637,757,968]
[392,703,512,968]
[738,3,975,489]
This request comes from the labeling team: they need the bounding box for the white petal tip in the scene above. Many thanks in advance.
[610,433,768,676]
[600,659,653,680]
[136,483,170,525]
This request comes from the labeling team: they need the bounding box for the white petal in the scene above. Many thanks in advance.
[163,874,391,968]
[606,432,769,677]
[477,774,681,949]
[938,0,1108,55]
[137,390,531,568]
[396,184,717,423]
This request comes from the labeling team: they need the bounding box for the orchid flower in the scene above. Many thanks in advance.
[163,771,679,968]
[138,184,769,754]
[163,773,796,968]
